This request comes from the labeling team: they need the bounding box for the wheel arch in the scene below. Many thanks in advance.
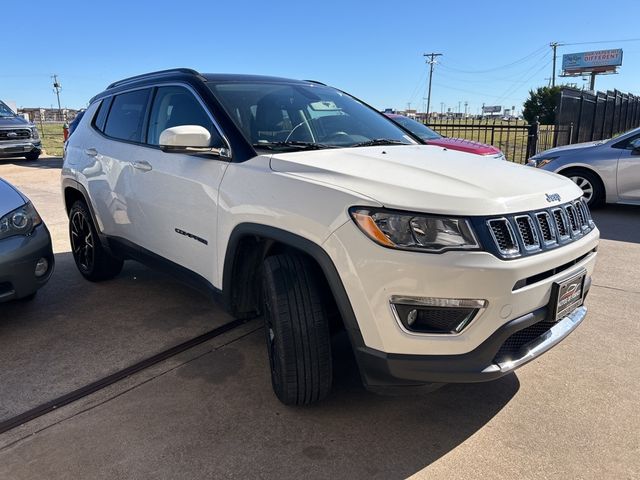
[62,178,110,248]
[556,165,607,198]
[223,223,365,346]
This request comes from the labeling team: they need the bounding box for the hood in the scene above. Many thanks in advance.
[531,140,606,158]
[270,145,582,216]
[0,178,27,215]
[426,137,502,156]
[0,115,30,128]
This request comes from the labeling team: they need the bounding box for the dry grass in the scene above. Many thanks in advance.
[38,123,65,156]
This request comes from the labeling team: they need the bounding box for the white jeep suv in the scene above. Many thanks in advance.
[62,69,599,405]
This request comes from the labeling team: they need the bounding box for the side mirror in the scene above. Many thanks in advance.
[159,125,229,158]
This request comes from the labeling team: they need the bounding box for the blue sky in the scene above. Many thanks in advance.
[2,0,638,114]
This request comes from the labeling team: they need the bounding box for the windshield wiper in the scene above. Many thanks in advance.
[350,138,409,148]
[253,141,336,151]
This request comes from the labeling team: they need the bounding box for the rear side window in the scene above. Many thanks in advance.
[92,98,112,133]
[146,86,218,145]
[103,89,151,143]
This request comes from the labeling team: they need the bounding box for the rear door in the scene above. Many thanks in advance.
[84,88,152,243]
[127,84,230,285]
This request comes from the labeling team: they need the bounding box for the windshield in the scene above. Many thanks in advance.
[0,100,16,118]
[208,82,416,151]
[389,115,441,141]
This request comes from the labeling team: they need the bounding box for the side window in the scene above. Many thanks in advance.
[103,89,151,143]
[147,86,219,146]
[93,97,112,133]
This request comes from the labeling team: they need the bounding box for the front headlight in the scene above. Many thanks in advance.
[528,156,558,168]
[350,207,480,253]
[31,127,40,140]
[0,202,42,240]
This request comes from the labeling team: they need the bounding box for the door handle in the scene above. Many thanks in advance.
[132,160,153,172]
[84,148,98,157]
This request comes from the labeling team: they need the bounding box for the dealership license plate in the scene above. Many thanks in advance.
[551,270,586,322]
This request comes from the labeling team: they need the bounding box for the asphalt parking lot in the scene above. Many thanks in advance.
[0,157,638,479]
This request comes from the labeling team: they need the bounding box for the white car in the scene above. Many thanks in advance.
[62,69,599,405]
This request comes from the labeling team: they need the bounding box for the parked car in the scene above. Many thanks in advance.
[527,126,640,207]
[63,69,598,405]
[385,113,506,160]
[0,100,41,162]
[0,178,54,302]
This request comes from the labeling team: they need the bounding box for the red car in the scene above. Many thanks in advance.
[386,114,505,160]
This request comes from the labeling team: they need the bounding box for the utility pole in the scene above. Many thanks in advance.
[464,101,468,117]
[51,74,63,121]
[423,52,443,117]
[549,42,564,88]
[458,101,461,115]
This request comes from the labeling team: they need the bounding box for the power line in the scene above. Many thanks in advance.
[562,38,640,46]
[438,45,548,74]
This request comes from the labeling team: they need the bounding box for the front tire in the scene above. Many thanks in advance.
[562,169,604,208]
[24,151,40,161]
[69,200,123,281]
[262,253,332,405]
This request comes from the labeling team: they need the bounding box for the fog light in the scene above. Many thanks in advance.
[391,296,487,334]
[35,257,48,277]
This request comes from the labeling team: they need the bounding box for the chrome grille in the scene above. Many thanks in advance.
[565,204,580,234]
[487,219,519,256]
[552,208,569,239]
[486,200,595,259]
[515,215,540,250]
[0,128,31,141]
[535,212,556,244]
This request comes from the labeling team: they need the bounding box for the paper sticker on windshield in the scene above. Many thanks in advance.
[309,101,341,111]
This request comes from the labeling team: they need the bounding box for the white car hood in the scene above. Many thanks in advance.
[270,145,582,216]
[0,178,26,215]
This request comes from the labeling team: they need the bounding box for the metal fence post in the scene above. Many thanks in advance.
[527,117,539,159]
[568,122,574,144]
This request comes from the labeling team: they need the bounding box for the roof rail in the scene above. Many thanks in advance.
[107,68,203,89]
[304,79,327,86]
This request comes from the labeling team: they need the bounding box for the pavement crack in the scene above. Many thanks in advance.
[591,283,640,295]
[0,324,262,453]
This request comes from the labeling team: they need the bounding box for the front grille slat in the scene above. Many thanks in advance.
[535,212,556,244]
[515,215,540,250]
[487,219,519,256]
[486,200,594,259]
[565,204,580,234]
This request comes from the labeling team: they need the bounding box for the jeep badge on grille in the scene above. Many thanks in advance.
[546,193,561,203]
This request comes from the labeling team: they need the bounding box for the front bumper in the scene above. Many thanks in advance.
[357,301,588,389]
[0,223,54,302]
[0,140,41,158]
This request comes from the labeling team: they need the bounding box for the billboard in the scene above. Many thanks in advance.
[562,49,623,74]
[482,105,501,114]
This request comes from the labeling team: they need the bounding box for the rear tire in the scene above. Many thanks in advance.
[69,200,123,281]
[561,168,604,208]
[262,253,332,405]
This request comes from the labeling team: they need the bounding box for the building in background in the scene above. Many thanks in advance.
[18,108,79,123]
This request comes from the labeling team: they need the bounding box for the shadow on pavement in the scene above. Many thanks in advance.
[591,204,640,244]
[0,157,62,169]
[0,327,519,479]
[0,251,234,422]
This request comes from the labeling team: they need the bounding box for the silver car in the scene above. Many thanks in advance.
[527,127,640,207]
[0,178,54,302]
